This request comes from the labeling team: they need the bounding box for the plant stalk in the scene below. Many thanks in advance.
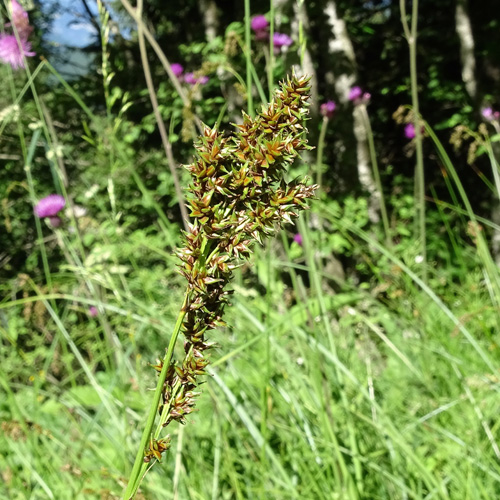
[401,0,426,282]
[360,106,391,246]
[123,290,190,500]
[244,0,254,116]
[316,115,328,188]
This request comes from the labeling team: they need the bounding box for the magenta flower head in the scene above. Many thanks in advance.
[7,0,33,38]
[171,63,183,78]
[34,194,65,218]
[251,15,269,32]
[348,86,363,102]
[404,123,416,139]
[482,107,495,121]
[273,33,293,48]
[89,306,98,317]
[48,216,62,227]
[0,34,35,70]
[184,72,196,85]
[293,233,303,246]
[320,100,336,119]
[184,72,209,85]
[255,29,270,41]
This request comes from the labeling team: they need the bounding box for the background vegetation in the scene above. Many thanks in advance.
[1,0,500,498]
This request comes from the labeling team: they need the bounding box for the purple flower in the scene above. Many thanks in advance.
[184,72,209,85]
[404,123,416,139]
[482,107,495,121]
[320,100,336,119]
[48,216,62,228]
[34,194,65,218]
[255,30,270,41]
[273,33,293,48]
[89,306,98,317]
[293,233,303,246]
[184,72,196,85]
[349,86,371,105]
[0,34,35,70]
[7,1,33,38]
[348,86,363,102]
[171,63,184,78]
[251,15,269,32]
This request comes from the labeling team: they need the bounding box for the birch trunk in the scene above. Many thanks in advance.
[324,1,380,223]
[455,0,477,100]
[199,0,218,43]
[456,0,500,262]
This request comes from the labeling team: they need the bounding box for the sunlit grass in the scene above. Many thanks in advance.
[1,1,500,499]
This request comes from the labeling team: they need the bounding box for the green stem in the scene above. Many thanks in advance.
[360,107,391,246]
[401,0,426,282]
[316,116,328,187]
[268,0,274,100]
[244,0,254,116]
[123,290,190,500]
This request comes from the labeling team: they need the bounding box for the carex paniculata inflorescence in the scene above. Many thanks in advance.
[145,74,317,462]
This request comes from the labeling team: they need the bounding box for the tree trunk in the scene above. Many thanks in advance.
[323,0,380,223]
[455,0,477,100]
[199,0,219,43]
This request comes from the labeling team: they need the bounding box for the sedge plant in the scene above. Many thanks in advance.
[123,74,317,499]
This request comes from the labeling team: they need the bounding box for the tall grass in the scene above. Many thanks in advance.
[1,1,500,499]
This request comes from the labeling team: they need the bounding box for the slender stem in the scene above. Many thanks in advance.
[119,0,203,134]
[123,290,190,500]
[268,0,274,100]
[244,0,254,116]
[400,0,426,282]
[360,106,391,246]
[489,122,500,198]
[135,0,189,231]
[316,116,328,187]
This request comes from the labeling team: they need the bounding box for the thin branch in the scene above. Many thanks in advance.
[135,0,189,231]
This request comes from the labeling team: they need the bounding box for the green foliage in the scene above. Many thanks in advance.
[2,1,500,499]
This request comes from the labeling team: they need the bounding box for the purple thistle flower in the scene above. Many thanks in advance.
[404,123,416,139]
[482,107,494,121]
[89,306,98,317]
[255,29,270,41]
[184,72,209,85]
[273,33,293,48]
[0,34,35,70]
[171,63,184,78]
[48,216,62,228]
[320,100,336,119]
[348,86,363,102]
[7,0,33,38]
[251,15,269,32]
[184,72,196,85]
[34,194,65,218]
[293,233,303,246]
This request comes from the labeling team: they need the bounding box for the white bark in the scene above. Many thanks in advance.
[199,0,218,43]
[324,1,380,223]
[455,0,477,99]
[353,106,380,223]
